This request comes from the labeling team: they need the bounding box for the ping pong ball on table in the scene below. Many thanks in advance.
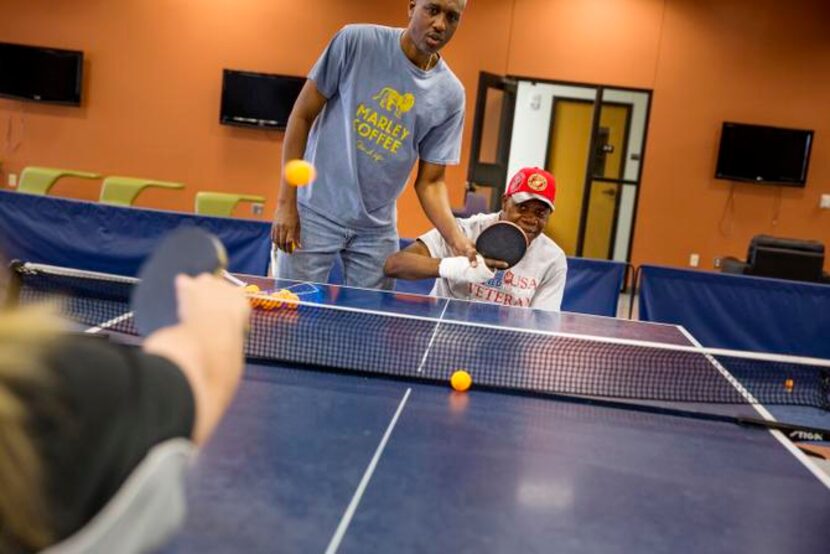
[284,159,316,187]
[451,370,472,392]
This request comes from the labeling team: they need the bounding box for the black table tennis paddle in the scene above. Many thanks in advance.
[475,221,529,269]
[131,226,227,336]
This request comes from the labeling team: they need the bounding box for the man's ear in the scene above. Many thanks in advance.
[498,197,509,220]
[408,0,416,18]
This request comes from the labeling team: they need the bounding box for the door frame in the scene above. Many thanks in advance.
[506,75,653,262]
[467,73,654,263]
[467,72,518,211]
[544,96,634,258]
[586,99,633,259]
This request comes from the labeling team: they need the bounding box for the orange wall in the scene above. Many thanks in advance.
[2,0,829,270]
[507,0,830,270]
[636,0,830,270]
[0,0,511,236]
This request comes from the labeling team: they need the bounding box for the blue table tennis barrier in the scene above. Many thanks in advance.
[561,257,627,316]
[0,190,627,316]
[0,190,272,276]
[637,264,830,358]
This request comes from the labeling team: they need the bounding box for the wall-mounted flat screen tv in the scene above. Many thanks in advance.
[220,69,305,130]
[715,122,813,187]
[0,42,84,106]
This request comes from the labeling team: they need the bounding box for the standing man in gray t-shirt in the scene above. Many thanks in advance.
[271,0,476,290]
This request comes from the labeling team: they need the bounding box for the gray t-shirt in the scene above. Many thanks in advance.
[419,212,569,311]
[299,24,465,229]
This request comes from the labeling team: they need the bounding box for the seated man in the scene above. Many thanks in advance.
[384,167,567,311]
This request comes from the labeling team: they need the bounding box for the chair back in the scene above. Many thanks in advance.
[746,235,825,283]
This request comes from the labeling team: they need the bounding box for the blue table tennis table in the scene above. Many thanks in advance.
[142,276,830,554]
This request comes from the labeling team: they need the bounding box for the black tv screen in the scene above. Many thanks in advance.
[715,122,813,186]
[0,42,83,106]
[220,69,305,129]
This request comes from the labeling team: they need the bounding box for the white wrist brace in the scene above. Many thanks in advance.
[438,255,495,284]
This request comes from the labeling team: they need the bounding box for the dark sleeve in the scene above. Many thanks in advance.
[35,336,195,541]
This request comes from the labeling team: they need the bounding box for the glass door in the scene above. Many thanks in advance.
[502,79,650,261]
[578,88,650,261]
[469,75,651,262]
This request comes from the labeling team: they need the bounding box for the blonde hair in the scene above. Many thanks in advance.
[0,305,66,552]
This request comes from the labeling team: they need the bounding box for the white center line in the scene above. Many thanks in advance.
[324,387,412,554]
[416,300,449,373]
[84,312,133,334]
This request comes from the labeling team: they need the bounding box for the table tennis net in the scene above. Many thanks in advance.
[11,263,830,409]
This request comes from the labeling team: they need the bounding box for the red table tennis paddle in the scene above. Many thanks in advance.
[131,226,227,336]
[475,221,529,269]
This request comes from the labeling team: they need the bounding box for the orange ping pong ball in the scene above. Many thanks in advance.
[243,284,261,308]
[450,370,472,392]
[284,159,316,187]
[784,378,795,392]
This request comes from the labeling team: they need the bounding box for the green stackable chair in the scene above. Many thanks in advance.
[18,166,101,195]
[194,192,266,217]
[99,176,185,206]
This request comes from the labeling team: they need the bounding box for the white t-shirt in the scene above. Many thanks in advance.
[418,212,568,311]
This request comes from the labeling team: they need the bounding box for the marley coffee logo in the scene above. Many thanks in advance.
[372,87,415,117]
[353,87,415,162]
[527,173,548,191]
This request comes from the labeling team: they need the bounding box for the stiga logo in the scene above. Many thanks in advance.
[788,430,825,441]
[372,87,415,118]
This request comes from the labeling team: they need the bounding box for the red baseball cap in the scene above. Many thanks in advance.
[504,167,556,211]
